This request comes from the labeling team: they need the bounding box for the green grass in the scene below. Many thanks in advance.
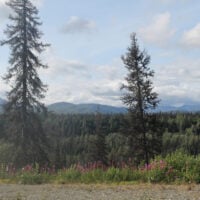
[1,152,200,184]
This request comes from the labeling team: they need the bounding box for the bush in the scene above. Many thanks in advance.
[17,172,50,184]
[142,160,175,183]
[164,151,200,183]
[1,152,200,184]
[57,167,81,183]
[81,169,104,183]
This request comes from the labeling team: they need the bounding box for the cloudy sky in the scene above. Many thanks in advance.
[0,0,200,106]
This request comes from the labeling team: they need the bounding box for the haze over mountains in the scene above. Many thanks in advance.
[48,102,127,114]
[0,98,200,114]
[47,102,200,114]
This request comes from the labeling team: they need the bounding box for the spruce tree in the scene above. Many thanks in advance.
[1,0,49,166]
[121,33,159,164]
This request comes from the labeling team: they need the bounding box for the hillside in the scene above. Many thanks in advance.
[47,102,200,114]
[156,104,200,113]
[0,99,200,114]
[47,102,127,114]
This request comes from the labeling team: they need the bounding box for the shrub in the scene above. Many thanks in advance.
[57,167,81,183]
[1,152,200,184]
[17,172,50,184]
[164,151,200,183]
[81,169,104,183]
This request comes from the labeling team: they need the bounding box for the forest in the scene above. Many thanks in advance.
[0,112,200,169]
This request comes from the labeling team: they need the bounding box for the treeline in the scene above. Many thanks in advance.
[1,112,200,168]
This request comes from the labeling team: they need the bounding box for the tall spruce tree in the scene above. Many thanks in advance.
[121,33,159,165]
[1,0,49,166]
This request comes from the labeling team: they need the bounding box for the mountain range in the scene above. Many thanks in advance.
[47,102,127,114]
[48,102,200,114]
[0,98,200,114]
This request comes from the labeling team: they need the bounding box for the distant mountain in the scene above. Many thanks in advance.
[0,98,200,114]
[47,102,200,114]
[156,104,200,113]
[47,102,127,114]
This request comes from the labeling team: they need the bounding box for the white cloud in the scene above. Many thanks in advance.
[40,47,200,107]
[139,12,175,46]
[32,0,44,7]
[0,0,43,6]
[61,16,96,34]
[181,23,200,48]
[39,50,124,106]
[0,0,43,25]
[154,58,200,105]
[0,0,6,4]
[0,0,9,23]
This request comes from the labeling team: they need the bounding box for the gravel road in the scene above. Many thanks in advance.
[0,184,200,200]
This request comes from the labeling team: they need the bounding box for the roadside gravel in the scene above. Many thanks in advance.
[0,184,199,200]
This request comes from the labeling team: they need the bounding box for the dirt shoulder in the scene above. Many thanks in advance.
[0,184,199,200]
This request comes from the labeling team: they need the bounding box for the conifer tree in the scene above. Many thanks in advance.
[121,33,159,164]
[1,0,49,166]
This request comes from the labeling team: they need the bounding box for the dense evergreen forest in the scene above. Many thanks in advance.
[0,112,200,168]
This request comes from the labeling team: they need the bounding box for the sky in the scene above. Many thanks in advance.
[0,0,200,107]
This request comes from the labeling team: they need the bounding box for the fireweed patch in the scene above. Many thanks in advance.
[0,152,200,184]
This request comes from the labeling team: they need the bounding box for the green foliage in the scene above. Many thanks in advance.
[57,167,81,183]
[142,160,175,183]
[0,141,15,165]
[17,172,50,184]
[81,169,104,183]
[57,167,143,183]
[137,151,200,184]
[121,33,160,164]
[104,167,142,182]
[164,151,200,183]
[104,167,121,182]
[1,0,49,167]
[14,164,52,184]
[1,112,200,170]
[0,152,200,184]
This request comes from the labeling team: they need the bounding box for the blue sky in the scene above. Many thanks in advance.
[0,0,200,106]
